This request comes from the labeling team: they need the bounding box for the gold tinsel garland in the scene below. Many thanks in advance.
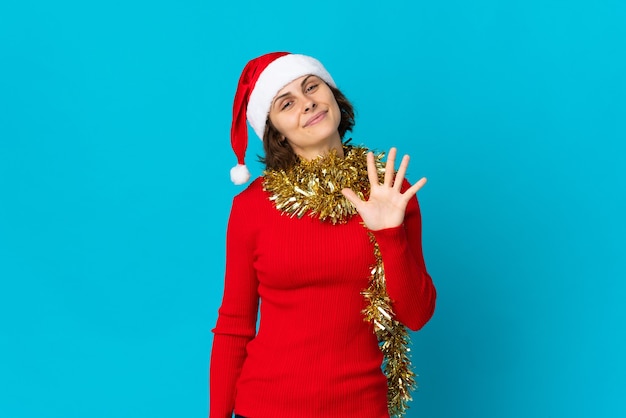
[362,236,417,418]
[263,146,417,417]
[263,146,378,224]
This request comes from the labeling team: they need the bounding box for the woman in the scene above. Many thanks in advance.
[210,52,436,418]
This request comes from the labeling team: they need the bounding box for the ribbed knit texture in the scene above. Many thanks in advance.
[210,178,436,418]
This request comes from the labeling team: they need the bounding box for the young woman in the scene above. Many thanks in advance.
[210,52,436,418]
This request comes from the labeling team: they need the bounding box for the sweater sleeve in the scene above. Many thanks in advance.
[370,180,436,331]
[210,191,260,418]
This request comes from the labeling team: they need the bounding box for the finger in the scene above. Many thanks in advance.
[341,188,364,211]
[366,152,379,187]
[404,177,427,198]
[394,154,410,191]
[384,147,397,186]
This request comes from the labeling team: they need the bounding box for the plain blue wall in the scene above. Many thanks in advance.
[1,1,624,417]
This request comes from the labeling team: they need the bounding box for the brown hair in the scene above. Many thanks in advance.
[259,84,355,171]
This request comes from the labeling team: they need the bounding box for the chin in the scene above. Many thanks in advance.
[313,121,341,138]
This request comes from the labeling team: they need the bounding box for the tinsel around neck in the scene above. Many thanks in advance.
[262,146,385,224]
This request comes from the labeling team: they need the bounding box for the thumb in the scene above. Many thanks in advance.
[341,188,363,210]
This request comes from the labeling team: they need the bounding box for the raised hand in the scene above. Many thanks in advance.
[341,147,427,231]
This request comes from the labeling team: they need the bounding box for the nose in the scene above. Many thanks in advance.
[304,101,317,113]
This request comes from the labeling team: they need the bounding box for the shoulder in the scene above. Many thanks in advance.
[227,178,269,233]
[233,177,268,203]
[230,177,274,221]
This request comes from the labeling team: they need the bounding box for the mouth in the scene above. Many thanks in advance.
[303,111,327,128]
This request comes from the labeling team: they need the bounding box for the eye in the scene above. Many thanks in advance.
[305,83,319,93]
[280,100,294,111]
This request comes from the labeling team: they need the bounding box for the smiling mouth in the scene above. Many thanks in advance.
[304,111,327,127]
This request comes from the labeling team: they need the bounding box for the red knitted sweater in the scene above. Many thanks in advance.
[210,177,436,418]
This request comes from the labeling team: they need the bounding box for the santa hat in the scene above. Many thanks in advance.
[230,52,336,185]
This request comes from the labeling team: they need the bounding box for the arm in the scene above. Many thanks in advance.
[341,147,436,330]
[209,193,259,418]
[371,188,436,330]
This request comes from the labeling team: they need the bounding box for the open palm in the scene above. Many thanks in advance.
[341,147,427,231]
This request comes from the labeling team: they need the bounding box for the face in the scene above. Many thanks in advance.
[268,75,342,160]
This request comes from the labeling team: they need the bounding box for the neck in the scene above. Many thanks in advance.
[292,135,344,161]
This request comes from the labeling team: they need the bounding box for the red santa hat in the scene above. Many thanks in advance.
[230,52,336,185]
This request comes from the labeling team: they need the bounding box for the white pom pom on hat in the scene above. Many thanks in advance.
[229,52,336,185]
[230,164,250,185]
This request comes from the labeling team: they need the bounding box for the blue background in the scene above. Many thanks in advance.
[1,1,625,417]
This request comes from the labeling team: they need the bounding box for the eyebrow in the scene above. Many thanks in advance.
[272,75,316,109]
